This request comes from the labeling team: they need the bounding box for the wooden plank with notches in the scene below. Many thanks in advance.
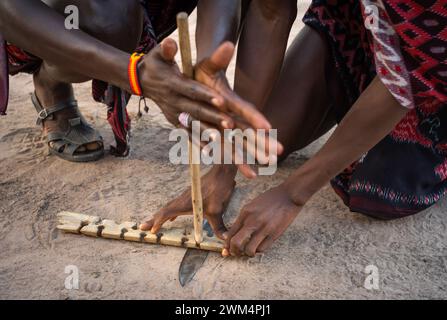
[57,211,223,253]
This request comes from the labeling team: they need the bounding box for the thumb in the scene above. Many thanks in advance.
[159,38,178,62]
[208,215,229,240]
[202,41,235,74]
[142,209,192,234]
[141,193,194,233]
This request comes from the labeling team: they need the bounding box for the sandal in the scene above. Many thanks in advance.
[31,92,104,162]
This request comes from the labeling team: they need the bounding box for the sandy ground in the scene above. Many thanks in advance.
[1,4,447,300]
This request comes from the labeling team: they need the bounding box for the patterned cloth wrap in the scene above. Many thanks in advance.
[304,0,447,218]
[1,0,197,156]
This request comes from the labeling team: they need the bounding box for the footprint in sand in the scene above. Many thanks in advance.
[0,128,48,163]
[24,223,36,241]
[84,282,102,293]
[47,227,61,250]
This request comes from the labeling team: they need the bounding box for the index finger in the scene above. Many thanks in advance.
[176,98,234,129]
[233,118,284,165]
[174,76,225,108]
[221,90,271,130]
[224,216,244,250]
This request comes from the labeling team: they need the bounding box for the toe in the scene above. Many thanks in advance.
[85,142,102,151]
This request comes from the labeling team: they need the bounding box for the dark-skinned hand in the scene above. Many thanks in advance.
[139,38,271,132]
[195,42,283,177]
[142,39,283,178]
[140,165,236,239]
[224,184,302,257]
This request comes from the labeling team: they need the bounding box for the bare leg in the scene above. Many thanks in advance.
[263,26,349,158]
[33,0,143,153]
[235,0,297,110]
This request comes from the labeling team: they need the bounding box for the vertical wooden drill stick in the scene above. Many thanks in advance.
[176,13,204,244]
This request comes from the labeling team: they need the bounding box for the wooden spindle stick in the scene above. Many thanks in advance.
[177,13,204,244]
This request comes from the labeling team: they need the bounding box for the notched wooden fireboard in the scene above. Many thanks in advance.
[57,211,224,253]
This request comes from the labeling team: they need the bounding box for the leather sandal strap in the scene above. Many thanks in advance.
[31,92,78,125]
[46,116,103,156]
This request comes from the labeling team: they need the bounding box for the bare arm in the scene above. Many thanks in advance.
[196,0,297,109]
[196,0,241,62]
[224,77,409,256]
[195,0,293,173]
[285,77,409,205]
[235,0,297,109]
[195,0,279,175]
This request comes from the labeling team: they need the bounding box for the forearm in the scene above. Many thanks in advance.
[284,77,409,205]
[196,0,244,179]
[196,0,241,62]
[0,0,130,90]
[235,0,297,109]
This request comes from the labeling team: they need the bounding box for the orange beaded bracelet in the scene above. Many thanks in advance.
[128,52,145,96]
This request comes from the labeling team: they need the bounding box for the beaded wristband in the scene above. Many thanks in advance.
[128,52,145,96]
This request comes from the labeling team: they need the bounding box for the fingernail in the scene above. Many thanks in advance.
[212,98,222,107]
[221,120,230,129]
[222,232,228,240]
[222,248,229,257]
[150,228,157,234]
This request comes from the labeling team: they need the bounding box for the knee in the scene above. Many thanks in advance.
[82,0,143,52]
[44,0,143,53]
[257,0,297,24]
